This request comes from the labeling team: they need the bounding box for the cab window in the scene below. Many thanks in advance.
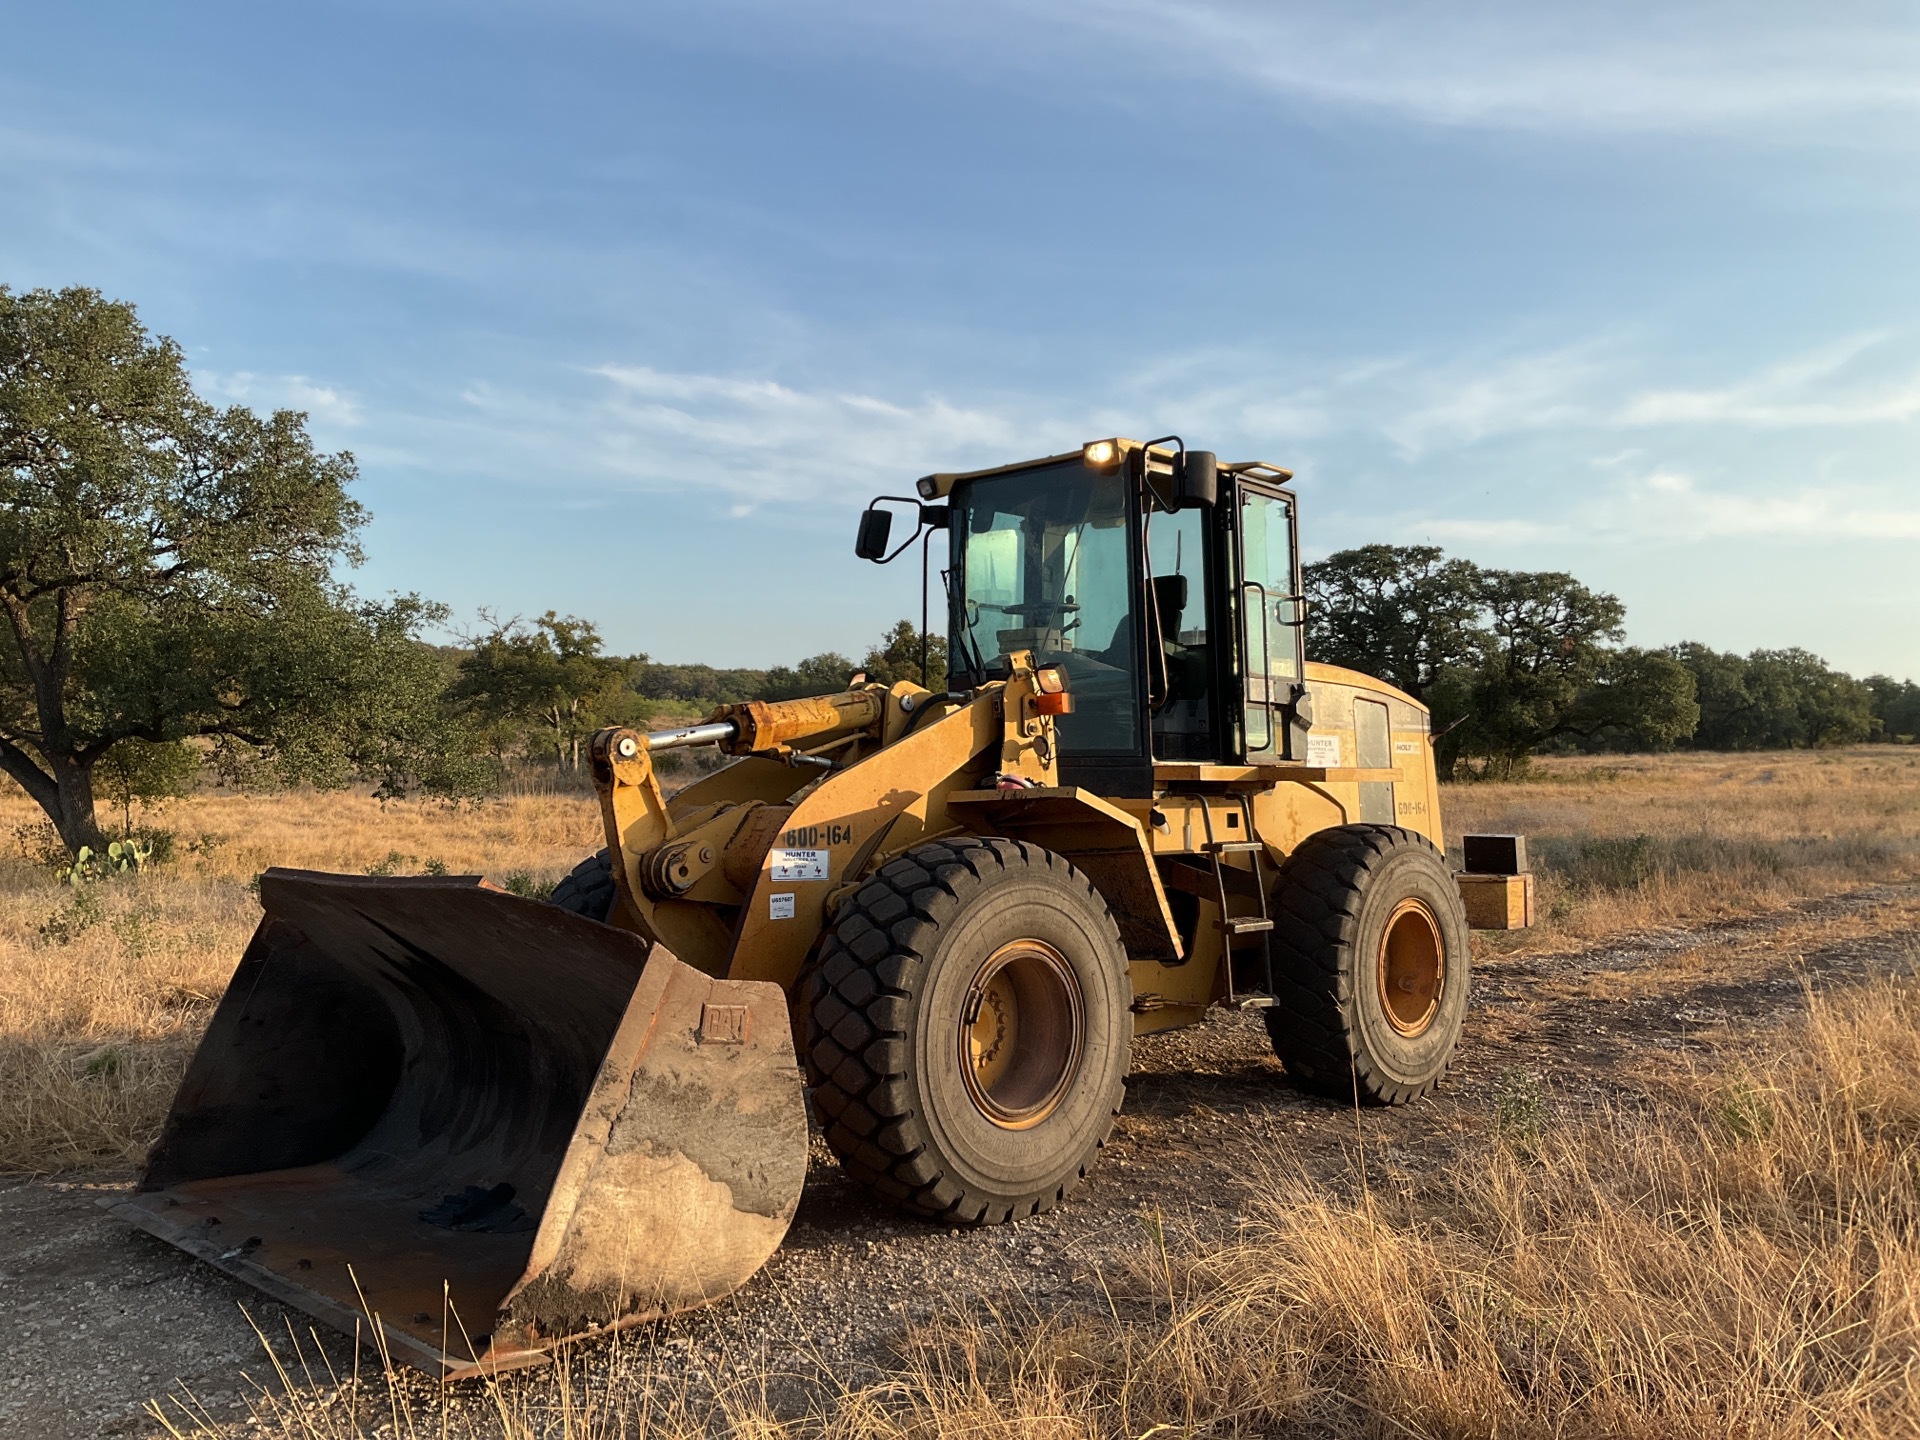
[952,462,1140,755]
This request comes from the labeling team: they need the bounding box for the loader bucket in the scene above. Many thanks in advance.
[106,869,808,1376]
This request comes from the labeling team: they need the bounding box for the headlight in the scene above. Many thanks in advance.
[1082,439,1120,472]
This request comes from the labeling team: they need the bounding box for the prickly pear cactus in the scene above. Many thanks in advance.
[64,837,155,885]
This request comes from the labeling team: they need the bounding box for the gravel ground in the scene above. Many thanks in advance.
[4,881,1916,1438]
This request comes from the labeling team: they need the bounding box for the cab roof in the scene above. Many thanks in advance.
[916,439,1292,500]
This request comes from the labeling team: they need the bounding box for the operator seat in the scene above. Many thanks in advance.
[1151,574,1208,703]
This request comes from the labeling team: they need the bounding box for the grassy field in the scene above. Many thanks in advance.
[160,935,1920,1439]
[1450,746,1920,942]
[4,746,1913,1177]
[2,747,1917,1436]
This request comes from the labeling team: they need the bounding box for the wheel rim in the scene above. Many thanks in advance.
[1377,898,1445,1037]
[958,939,1085,1130]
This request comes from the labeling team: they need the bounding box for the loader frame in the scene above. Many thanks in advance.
[113,435,1534,1378]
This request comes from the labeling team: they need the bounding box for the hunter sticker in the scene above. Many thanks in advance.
[1306,733,1343,768]
[769,848,829,881]
[769,892,796,920]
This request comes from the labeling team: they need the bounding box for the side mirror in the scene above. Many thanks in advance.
[1172,450,1217,510]
[854,508,893,561]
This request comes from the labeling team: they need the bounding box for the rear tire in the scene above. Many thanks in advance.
[548,850,616,923]
[802,837,1131,1225]
[1264,824,1469,1105]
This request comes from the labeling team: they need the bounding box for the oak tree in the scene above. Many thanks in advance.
[1303,544,1486,701]
[0,286,474,851]
[448,611,631,770]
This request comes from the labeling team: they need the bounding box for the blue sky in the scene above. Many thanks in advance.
[5,2,1917,676]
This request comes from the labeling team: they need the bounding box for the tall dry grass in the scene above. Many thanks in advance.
[1011,967,1920,1439]
[1448,746,1920,947]
[159,960,1920,1439]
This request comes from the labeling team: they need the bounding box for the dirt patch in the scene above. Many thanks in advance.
[4,882,1916,1437]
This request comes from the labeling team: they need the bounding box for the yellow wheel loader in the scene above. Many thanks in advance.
[110,438,1534,1375]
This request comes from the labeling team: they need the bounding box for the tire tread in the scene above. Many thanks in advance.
[1263,823,1461,1106]
[800,836,1126,1224]
[548,849,616,922]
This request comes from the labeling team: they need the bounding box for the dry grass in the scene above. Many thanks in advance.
[1448,746,1920,949]
[0,785,602,1174]
[889,968,1920,1439]
[157,963,1920,1439]
[4,748,1918,1437]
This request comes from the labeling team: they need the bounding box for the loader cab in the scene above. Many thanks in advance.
[928,439,1309,796]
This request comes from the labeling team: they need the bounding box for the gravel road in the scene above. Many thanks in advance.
[5,882,1915,1438]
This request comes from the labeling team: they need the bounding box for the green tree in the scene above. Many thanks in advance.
[1452,570,1627,778]
[1745,649,1874,747]
[0,285,475,852]
[630,659,766,708]
[448,612,630,770]
[1303,544,1486,701]
[861,619,948,691]
[1669,643,1878,750]
[93,738,200,837]
[1562,648,1700,753]
[1669,643,1758,748]
[759,652,857,701]
[1865,674,1920,743]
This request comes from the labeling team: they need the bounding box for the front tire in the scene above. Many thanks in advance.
[802,837,1131,1224]
[1264,824,1470,1105]
[548,849,616,922]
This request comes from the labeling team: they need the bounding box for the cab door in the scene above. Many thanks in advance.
[1233,482,1307,762]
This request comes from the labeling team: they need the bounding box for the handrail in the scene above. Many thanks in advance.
[1241,578,1274,755]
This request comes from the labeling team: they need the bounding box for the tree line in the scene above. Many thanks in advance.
[1,285,1911,853]
[1304,544,1917,777]
[446,612,946,775]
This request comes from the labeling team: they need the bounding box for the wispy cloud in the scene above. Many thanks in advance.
[1618,335,1920,428]
[1145,329,1920,561]
[302,323,1920,572]
[1177,331,1920,461]
[1411,516,1568,546]
[1616,469,1920,541]
[589,364,1024,506]
[1059,1,1920,142]
[501,2,1920,147]
[405,364,1042,509]
[1389,468,1920,553]
[197,369,363,428]
[1379,346,1610,455]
